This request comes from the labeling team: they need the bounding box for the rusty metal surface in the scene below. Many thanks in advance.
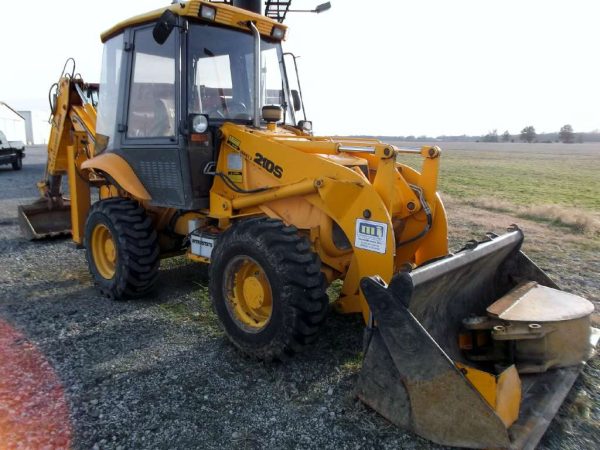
[357,229,597,449]
[508,367,581,450]
[358,276,510,449]
[487,281,594,322]
[405,229,570,364]
[407,230,526,363]
[484,281,595,373]
[18,199,71,240]
[409,230,523,287]
[356,331,411,429]
[503,316,592,374]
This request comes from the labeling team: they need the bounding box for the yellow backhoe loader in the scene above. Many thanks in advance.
[18,1,597,448]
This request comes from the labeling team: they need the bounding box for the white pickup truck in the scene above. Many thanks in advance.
[0,130,25,170]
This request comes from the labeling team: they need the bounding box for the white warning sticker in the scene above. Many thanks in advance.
[355,219,388,254]
[227,153,243,170]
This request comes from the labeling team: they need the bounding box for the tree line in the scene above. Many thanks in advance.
[359,128,600,143]
[482,124,582,143]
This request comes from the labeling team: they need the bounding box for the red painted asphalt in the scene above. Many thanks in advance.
[0,319,72,449]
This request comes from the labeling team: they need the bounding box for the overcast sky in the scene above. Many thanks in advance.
[1,0,598,136]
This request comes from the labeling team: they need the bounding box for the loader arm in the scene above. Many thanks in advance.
[212,123,449,321]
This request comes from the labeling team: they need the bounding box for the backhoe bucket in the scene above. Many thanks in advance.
[356,228,597,449]
[18,198,71,240]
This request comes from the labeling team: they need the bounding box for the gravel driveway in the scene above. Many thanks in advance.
[0,147,597,449]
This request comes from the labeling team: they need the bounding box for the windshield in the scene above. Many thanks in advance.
[188,23,294,124]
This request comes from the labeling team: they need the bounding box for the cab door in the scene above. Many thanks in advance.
[117,25,187,208]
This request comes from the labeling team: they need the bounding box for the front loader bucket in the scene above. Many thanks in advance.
[18,198,71,240]
[356,228,597,449]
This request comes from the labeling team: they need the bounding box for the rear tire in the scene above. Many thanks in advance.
[209,218,329,361]
[84,198,159,299]
[11,156,22,170]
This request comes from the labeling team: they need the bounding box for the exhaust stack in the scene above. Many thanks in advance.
[233,0,262,14]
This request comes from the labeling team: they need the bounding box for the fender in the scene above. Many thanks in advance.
[81,153,151,201]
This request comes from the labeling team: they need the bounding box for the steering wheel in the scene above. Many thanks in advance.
[206,107,226,118]
[226,101,248,116]
[207,101,248,119]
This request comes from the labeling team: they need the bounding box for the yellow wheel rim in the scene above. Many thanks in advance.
[91,223,117,280]
[224,256,273,332]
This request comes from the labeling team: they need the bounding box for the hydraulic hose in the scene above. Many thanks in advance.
[397,185,433,246]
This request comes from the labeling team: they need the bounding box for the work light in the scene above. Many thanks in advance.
[192,114,209,133]
[271,26,285,39]
[200,5,216,21]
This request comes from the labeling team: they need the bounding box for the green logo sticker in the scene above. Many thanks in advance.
[355,219,388,254]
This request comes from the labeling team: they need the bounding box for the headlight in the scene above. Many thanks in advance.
[271,26,285,40]
[200,5,216,21]
[299,120,313,134]
[192,115,209,133]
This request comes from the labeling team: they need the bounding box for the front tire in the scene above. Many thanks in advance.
[209,218,329,361]
[84,198,159,299]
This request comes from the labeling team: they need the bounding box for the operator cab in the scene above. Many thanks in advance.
[95,2,304,210]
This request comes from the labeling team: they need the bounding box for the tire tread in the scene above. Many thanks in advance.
[209,218,329,361]
[84,198,159,300]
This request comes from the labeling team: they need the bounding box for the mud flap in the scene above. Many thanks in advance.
[18,198,71,240]
[356,228,595,449]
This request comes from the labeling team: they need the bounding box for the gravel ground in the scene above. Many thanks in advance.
[0,147,598,449]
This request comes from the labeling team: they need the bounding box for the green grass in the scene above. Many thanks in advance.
[439,152,600,211]
[395,144,600,211]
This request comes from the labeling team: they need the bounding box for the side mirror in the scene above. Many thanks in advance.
[291,90,302,112]
[153,10,178,45]
[315,2,332,13]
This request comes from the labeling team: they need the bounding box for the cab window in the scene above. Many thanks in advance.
[96,34,124,151]
[127,27,176,138]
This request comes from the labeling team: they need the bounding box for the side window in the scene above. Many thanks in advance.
[262,48,283,106]
[96,34,123,152]
[127,27,176,139]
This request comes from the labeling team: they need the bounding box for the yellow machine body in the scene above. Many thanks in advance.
[207,123,449,320]
[18,2,597,449]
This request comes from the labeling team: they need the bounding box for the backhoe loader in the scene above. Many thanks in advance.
[18,1,597,448]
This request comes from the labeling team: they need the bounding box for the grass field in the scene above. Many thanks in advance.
[392,141,600,237]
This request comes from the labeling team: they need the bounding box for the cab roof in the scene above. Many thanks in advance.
[101,0,286,43]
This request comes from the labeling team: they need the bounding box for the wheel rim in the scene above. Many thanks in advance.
[91,223,117,279]
[223,256,273,332]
